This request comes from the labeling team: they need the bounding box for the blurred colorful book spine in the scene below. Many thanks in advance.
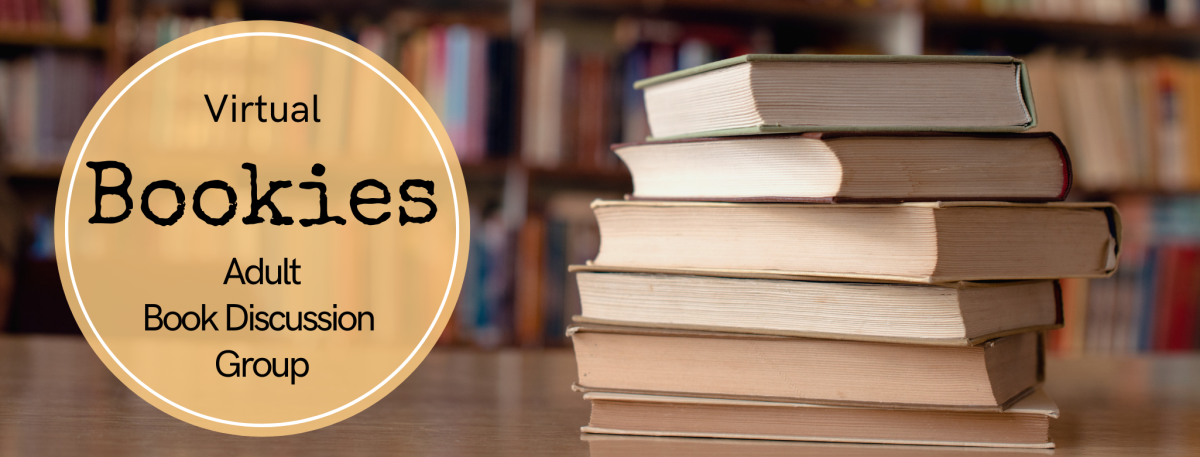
[1052,194,1200,354]
[0,50,104,169]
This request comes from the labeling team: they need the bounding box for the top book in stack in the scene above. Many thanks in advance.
[637,55,1036,140]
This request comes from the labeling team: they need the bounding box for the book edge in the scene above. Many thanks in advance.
[572,261,1115,285]
[632,54,1019,89]
[567,264,1051,289]
[611,130,1062,149]
[589,199,1115,210]
[579,428,1055,449]
[570,315,1061,348]
[645,124,1033,142]
[571,382,1016,413]
[582,387,1058,417]
[625,195,1068,204]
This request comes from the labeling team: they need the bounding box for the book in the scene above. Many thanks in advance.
[0,51,104,169]
[635,55,1037,140]
[484,38,517,158]
[571,267,1062,345]
[590,201,1120,283]
[614,132,1071,202]
[521,30,568,167]
[581,389,1058,448]
[570,324,1043,410]
[584,433,1055,456]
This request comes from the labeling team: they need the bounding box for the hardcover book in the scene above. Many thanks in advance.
[570,324,1043,410]
[613,132,1071,202]
[590,200,1120,283]
[571,267,1062,345]
[635,55,1037,140]
[582,389,1058,448]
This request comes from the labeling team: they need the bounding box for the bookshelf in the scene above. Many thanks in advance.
[537,0,918,16]
[0,0,1196,352]
[0,0,132,335]
[0,27,109,49]
[4,164,63,180]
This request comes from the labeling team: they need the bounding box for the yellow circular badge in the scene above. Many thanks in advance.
[54,21,469,436]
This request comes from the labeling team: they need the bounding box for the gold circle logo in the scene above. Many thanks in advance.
[54,21,469,435]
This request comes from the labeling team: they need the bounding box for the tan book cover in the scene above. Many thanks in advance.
[613,132,1072,203]
[570,323,1045,411]
[582,388,1058,448]
[570,265,1063,346]
[590,200,1121,284]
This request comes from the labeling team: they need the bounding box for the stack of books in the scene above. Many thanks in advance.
[567,55,1122,449]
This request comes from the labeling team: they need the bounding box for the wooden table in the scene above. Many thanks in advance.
[1,336,1197,456]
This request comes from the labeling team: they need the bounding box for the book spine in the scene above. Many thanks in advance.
[1016,59,1039,130]
[513,215,545,346]
[484,38,515,159]
[1052,133,1075,200]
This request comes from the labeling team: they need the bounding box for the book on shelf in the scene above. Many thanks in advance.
[927,0,1154,24]
[614,132,1071,202]
[520,29,624,170]
[521,30,567,167]
[0,50,104,170]
[1046,194,1200,355]
[582,389,1058,449]
[1022,50,1200,193]
[451,191,612,347]
[636,55,1037,140]
[590,200,1119,284]
[397,25,512,163]
[441,24,490,162]
[0,0,97,38]
[570,323,1043,410]
[571,267,1062,345]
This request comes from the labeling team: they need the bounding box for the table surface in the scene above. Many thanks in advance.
[1,336,1198,456]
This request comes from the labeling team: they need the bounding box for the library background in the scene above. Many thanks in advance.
[0,0,1196,354]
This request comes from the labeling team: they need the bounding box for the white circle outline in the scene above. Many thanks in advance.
[63,30,461,428]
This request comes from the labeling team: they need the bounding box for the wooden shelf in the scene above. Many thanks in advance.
[5,163,63,181]
[540,0,914,18]
[1072,188,1200,199]
[0,25,108,49]
[540,0,1200,44]
[924,12,1200,42]
[463,160,630,186]
[527,164,630,184]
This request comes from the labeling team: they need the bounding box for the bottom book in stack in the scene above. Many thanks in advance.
[581,390,1057,448]
[582,434,1057,456]
[567,268,1062,448]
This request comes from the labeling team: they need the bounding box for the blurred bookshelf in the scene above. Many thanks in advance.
[3,0,1200,353]
[0,26,109,48]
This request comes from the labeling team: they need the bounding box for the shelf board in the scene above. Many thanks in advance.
[5,163,63,180]
[539,0,1200,43]
[527,164,630,183]
[540,0,913,18]
[0,25,108,49]
[1072,188,1200,199]
[462,160,630,186]
[924,12,1200,42]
